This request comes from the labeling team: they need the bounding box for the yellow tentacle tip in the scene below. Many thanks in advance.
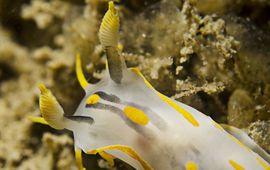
[38,83,48,94]
[28,116,49,125]
[76,53,88,89]
[108,1,116,14]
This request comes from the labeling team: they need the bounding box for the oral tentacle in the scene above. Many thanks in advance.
[76,53,89,89]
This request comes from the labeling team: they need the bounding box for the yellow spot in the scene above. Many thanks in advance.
[87,145,153,170]
[86,94,100,105]
[38,83,48,93]
[123,106,149,126]
[75,149,86,170]
[38,83,65,130]
[99,151,116,167]
[76,53,88,89]
[130,67,199,127]
[229,160,245,170]
[256,157,270,170]
[28,116,49,125]
[228,134,251,152]
[186,161,199,170]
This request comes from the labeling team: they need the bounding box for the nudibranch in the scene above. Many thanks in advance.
[30,1,270,170]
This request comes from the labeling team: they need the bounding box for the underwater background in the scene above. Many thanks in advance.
[0,0,270,169]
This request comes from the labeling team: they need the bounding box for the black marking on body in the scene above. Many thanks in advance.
[86,103,155,139]
[86,103,126,121]
[65,115,94,125]
[124,102,167,130]
[87,91,168,130]
[94,91,121,103]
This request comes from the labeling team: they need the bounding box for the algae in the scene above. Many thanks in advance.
[0,0,269,169]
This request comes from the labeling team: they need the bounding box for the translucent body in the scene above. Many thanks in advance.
[68,70,269,170]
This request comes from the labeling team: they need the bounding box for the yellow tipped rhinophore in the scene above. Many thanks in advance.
[76,53,88,89]
[98,1,119,48]
[38,83,65,130]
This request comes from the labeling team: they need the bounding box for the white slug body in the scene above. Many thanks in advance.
[70,69,269,170]
[35,2,270,170]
